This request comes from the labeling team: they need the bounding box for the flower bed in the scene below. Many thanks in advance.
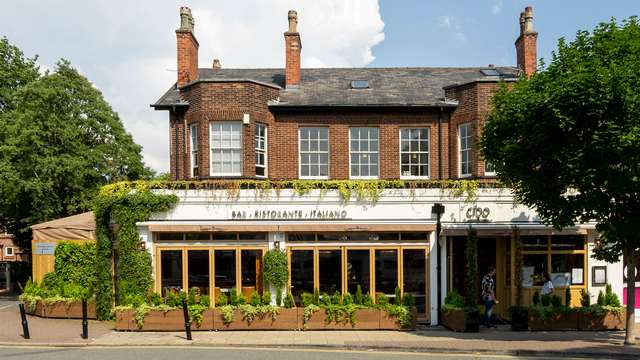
[23,299,96,319]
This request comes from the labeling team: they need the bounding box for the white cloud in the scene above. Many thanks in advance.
[438,15,452,29]
[438,15,466,44]
[1,0,385,173]
[491,1,503,15]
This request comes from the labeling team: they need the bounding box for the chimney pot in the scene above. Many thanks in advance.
[288,10,298,33]
[524,6,534,33]
[212,59,221,69]
[179,6,195,33]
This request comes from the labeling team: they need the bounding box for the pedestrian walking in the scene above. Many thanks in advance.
[481,265,497,328]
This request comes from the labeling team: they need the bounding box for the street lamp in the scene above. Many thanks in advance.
[431,203,445,325]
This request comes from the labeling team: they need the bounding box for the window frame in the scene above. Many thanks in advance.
[484,161,496,177]
[458,123,473,178]
[399,127,430,180]
[298,127,330,180]
[254,123,267,178]
[5,247,13,256]
[349,127,380,179]
[209,121,243,177]
[189,123,198,177]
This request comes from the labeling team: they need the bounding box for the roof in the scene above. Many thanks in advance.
[31,212,95,241]
[151,66,519,109]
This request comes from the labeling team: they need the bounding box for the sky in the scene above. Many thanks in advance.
[1,1,638,173]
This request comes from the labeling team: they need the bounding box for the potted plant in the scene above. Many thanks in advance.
[577,285,626,331]
[528,294,578,330]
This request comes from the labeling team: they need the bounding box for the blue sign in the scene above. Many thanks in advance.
[35,242,56,255]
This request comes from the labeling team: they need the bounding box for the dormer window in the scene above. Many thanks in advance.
[350,80,369,89]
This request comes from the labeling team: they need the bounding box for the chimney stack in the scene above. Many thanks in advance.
[284,10,301,88]
[515,6,538,78]
[212,58,221,69]
[176,6,199,86]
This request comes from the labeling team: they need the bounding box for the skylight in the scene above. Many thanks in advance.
[350,80,369,89]
[481,69,501,77]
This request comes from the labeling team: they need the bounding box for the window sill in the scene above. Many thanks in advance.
[400,176,431,180]
[299,176,329,180]
[349,176,379,180]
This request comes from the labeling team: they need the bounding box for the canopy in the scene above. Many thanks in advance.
[31,212,95,241]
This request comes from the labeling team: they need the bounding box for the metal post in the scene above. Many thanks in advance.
[82,298,88,339]
[18,303,30,339]
[182,299,192,340]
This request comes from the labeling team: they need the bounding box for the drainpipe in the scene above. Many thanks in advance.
[174,112,180,180]
[438,107,443,179]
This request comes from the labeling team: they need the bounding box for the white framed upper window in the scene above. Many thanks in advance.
[189,124,198,177]
[458,123,473,177]
[484,161,496,176]
[5,247,13,256]
[210,121,242,176]
[349,127,379,179]
[299,127,329,179]
[254,123,267,177]
[400,128,430,179]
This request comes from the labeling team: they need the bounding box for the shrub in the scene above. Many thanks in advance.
[444,290,465,308]
[402,293,415,308]
[122,292,146,307]
[200,295,211,308]
[165,290,182,307]
[604,284,621,307]
[565,287,571,307]
[149,292,163,306]
[230,288,239,306]
[275,290,282,307]
[394,286,402,305]
[283,293,295,308]
[355,285,363,305]
[301,292,314,307]
[216,292,228,307]
[250,291,261,306]
[319,292,331,306]
[532,291,540,306]
[597,290,605,306]
[313,289,320,306]
[262,249,289,306]
[541,294,551,307]
[580,289,590,307]
[363,293,373,307]
[550,295,562,308]
[261,291,271,306]
[343,292,353,305]
[331,291,341,305]
[375,292,389,306]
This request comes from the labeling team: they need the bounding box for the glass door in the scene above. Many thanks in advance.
[160,249,183,296]
[375,249,399,303]
[403,248,427,314]
[240,249,263,298]
[346,249,371,296]
[187,249,210,295]
[290,249,314,305]
[318,249,342,295]
[214,249,236,301]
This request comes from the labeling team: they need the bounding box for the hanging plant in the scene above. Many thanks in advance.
[262,249,289,302]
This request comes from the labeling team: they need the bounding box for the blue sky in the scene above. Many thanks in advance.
[372,0,639,68]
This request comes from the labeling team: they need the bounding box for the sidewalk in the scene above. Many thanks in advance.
[1,303,639,359]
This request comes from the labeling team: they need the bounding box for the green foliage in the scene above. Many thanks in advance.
[550,295,562,308]
[375,293,388,306]
[283,293,295,308]
[324,304,358,326]
[355,285,363,305]
[580,289,591,307]
[250,291,261,306]
[238,304,280,324]
[216,292,228,307]
[261,291,272,306]
[93,185,178,319]
[362,293,373,307]
[121,292,146,308]
[262,249,289,302]
[319,292,331,307]
[394,286,402,305]
[301,292,314,307]
[149,292,163,307]
[53,242,97,292]
[313,289,320,306]
[384,304,413,329]
[275,290,282,307]
[343,292,353,305]
[189,304,208,327]
[230,288,240,306]
[604,284,621,307]
[464,227,478,307]
[302,304,320,329]
[165,290,182,307]
[0,45,152,248]
[219,305,234,324]
[331,291,341,305]
[402,293,415,308]
[541,294,551,307]
[444,290,465,309]
[565,287,572,307]
[532,291,540,306]
[597,290,605,306]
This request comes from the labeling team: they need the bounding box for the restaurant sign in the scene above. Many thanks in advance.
[231,209,349,220]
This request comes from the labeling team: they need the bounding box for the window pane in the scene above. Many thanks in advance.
[551,254,584,286]
[161,250,183,296]
[375,249,398,301]
[403,249,426,314]
[347,250,370,295]
[319,250,342,294]
[522,254,547,287]
[241,250,263,295]
[188,250,210,295]
[521,235,548,251]
[185,232,210,241]
[291,250,314,305]
[550,235,585,251]
[214,250,236,295]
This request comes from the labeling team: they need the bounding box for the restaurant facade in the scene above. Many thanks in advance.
[143,6,638,325]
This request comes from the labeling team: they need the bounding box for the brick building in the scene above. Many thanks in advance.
[145,6,636,324]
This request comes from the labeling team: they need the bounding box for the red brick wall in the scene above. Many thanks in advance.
[284,33,301,87]
[515,33,537,78]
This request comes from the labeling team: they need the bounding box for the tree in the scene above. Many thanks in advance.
[481,17,640,344]
[0,38,151,248]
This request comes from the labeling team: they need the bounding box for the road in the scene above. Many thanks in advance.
[0,347,597,360]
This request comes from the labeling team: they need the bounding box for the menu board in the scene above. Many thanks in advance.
[571,268,584,284]
[522,266,534,288]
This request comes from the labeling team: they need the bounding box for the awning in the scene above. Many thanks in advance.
[147,223,435,233]
[31,212,95,241]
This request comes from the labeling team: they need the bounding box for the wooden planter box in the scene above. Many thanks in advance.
[442,309,480,332]
[304,308,381,330]
[24,300,96,319]
[379,308,417,330]
[121,309,214,331]
[528,310,578,331]
[577,310,626,331]
[213,308,299,330]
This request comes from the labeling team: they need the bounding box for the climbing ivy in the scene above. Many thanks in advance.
[93,184,178,320]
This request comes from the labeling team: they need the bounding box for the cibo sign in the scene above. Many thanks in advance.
[465,205,490,220]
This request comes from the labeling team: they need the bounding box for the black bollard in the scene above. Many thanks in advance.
[182,299,192,340]
[18,303,30,339]
[81,298,88,339]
